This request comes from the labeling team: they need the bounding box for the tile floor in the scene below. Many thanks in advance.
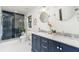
[0,38,32,52]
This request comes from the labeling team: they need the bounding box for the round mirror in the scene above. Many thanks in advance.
[40,12,48,23]
[59,7,75,21]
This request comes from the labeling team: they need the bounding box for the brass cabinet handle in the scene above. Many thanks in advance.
[42,40,47,43]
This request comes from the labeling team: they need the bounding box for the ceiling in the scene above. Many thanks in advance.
[2,6,78,15]
[1,6,36,14]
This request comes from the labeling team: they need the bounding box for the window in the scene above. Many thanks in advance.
[59,9,63,21]
[2,11,25,40]
[28,15,32,28]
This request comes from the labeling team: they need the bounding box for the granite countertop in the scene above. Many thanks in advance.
[32,31,79,48]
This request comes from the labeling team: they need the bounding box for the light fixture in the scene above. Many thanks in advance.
[41,6,47,12]
[75,8,79,11]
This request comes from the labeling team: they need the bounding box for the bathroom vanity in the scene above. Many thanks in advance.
[32,32,79,52]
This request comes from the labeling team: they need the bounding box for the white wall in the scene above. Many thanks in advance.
[26,6,79,35]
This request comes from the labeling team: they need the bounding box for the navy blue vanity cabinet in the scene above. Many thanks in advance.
[32,34,49,52]
[32,34,79,52]
[40,37,49,52]
[60,43,79,52]
[49,40,79,52]
[49,40,60,52]
[32,34,41,52]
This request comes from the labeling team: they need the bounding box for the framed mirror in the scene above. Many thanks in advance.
[59,7,75,21]
[40,12,48,23]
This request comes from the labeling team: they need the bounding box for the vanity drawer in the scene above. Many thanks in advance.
[41,44,48,52]
[41,38,49,49]
[40,37,49,52]
[41,41,49,52]
[41,37,48,43]
[41,39,48,43]
[41,42,48,47]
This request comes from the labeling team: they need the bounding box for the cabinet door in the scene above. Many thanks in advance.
[36,36,41,52]
[49,40,60,52]
[32,34,37,51]
[40,37,49,52]
[32,34,41,52]
[60,43,79,52]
